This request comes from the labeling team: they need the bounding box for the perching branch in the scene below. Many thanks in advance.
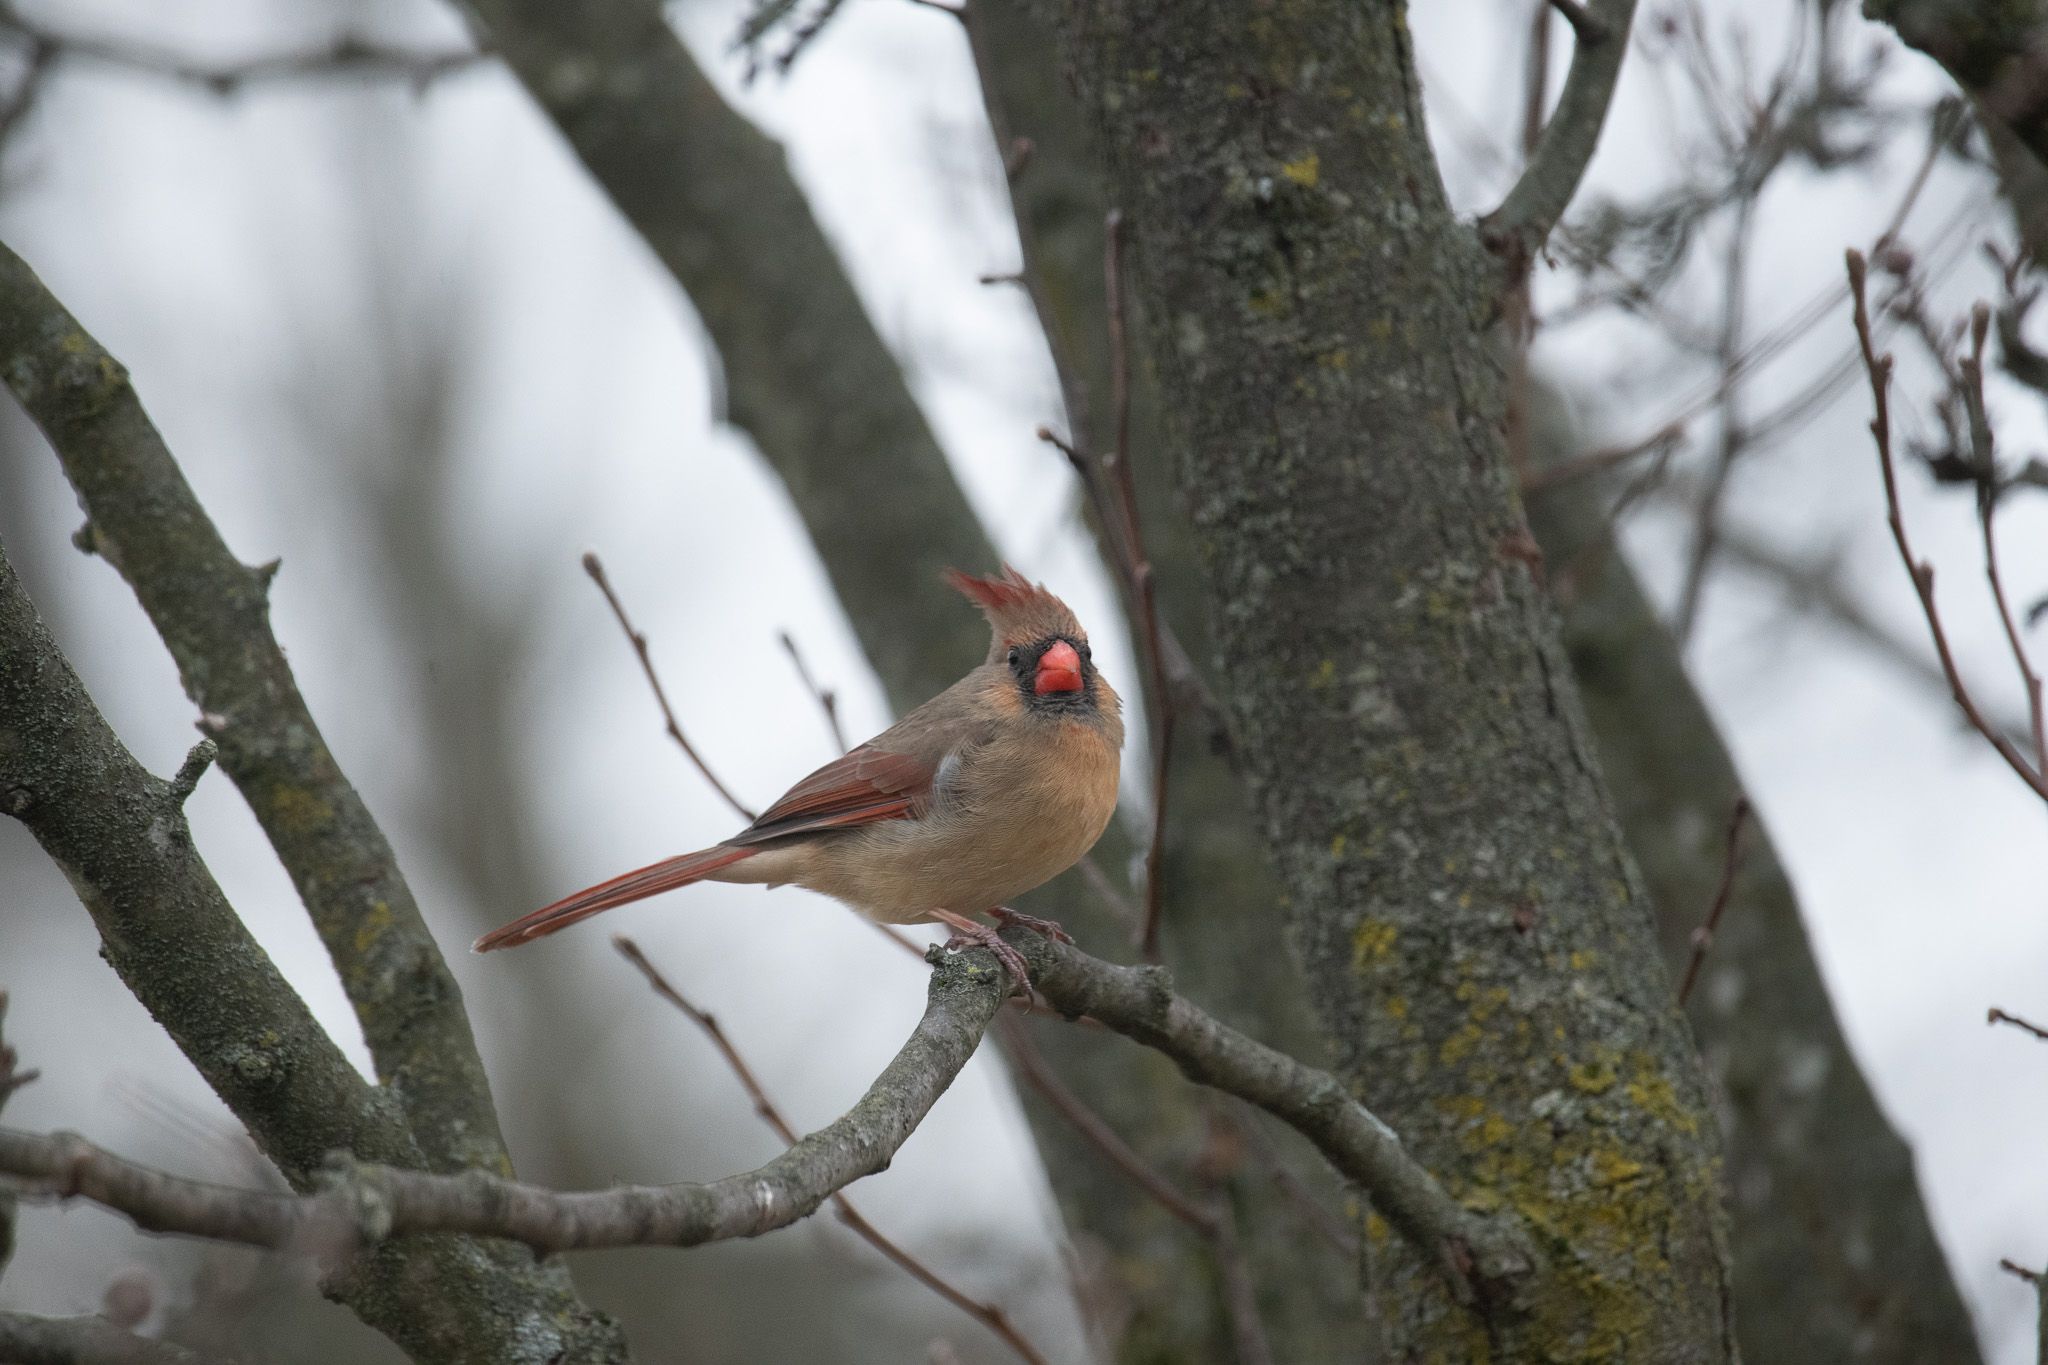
[1482,0,1640,264]
[0,241,511,1180]
[0,1310,216,1365]
[0,920,1529,1305]
[0,542,622,1363]
[0,945,1009,1257]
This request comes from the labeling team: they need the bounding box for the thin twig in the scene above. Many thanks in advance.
[582,552,757,821]
[2002,1257,2042,1284]
[614,937,1048,1365]
[1231,1106,1360,1258]
[1989,1007,2048,1042]
[1962,307,2048,778]
[1846,251,2048,802]
[777,629,849,754]
[1096,212,1176,959]
[995,1016,1213,1231]
[1676,797,1751,1005]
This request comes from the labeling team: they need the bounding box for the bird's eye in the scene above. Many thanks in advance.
[1079,641,1092,662]
[1007,646,1020,665]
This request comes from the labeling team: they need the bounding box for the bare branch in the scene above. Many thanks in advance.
[0,945,1009,1256]
[1676,797,1750,1005]
[1482,0,1641,262]
[581,552,757,821]
[0,242,514,1178]
[0,1311,216,1365]
[0,915,1529,1306]
[612,937,1048,1365]
[1846,249,2048,802]
[777,630,849,754]
[1099,211,1177,960]
[1989,1007,2048,1042]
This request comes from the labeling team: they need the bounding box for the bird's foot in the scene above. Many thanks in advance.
[932,910,1033,997]
[989,906,1074,945]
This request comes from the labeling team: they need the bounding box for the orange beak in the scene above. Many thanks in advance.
[1034,639,1084,695]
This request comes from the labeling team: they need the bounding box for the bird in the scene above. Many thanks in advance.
[473,566,1124,992]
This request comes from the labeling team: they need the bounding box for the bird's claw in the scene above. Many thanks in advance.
[989,906,1074,945]
[942,922,1034,998]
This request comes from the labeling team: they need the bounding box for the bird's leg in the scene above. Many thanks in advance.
[931,908,1033,997]
[988,905,1074,945]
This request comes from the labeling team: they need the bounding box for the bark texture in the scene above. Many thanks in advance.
[1046,3,1735,1357]
[1530,475,1982,1363]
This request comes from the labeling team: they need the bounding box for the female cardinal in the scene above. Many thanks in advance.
[474,567,1123,990]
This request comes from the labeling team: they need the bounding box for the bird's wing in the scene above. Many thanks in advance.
[725,743,943,845]
[726,670,998,846]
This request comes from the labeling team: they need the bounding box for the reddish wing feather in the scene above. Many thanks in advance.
[725,744,936,845]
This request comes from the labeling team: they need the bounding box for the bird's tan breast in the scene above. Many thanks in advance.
[805,717,1121,922]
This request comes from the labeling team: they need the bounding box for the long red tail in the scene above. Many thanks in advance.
[472,845,757,953]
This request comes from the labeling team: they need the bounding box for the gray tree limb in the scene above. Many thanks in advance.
[0,540,623,1362]
[0,1311,216,1365]
[1043,1,1734,1356]
[0,930,1525,1295]
[0,240,503,1183]
[1482,0,1639,262]
[0,945,1008,1258]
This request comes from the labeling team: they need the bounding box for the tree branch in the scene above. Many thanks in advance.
[0,239,508,1180]
[0,945,1008,1256]
[0,923,1529,1304]
[0,542,623,1362]
[1482,0,1641,265]
[0,1311,215,1365]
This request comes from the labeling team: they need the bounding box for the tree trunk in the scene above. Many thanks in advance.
[1045,3,1735,1357]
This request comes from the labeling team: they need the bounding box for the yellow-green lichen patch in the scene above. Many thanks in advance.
[353,899,396,956]
[1351,917,1398,971]
[1280,152,1321,187]
[268,785,334,837]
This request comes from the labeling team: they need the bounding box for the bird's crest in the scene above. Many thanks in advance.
[944,565,1085,653]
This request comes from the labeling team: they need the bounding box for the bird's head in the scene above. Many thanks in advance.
[945,566,1108,715]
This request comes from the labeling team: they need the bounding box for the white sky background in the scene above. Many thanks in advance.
[0,0,2044,1361]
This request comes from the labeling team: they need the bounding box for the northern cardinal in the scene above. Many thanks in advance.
[474,567,1123,989]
